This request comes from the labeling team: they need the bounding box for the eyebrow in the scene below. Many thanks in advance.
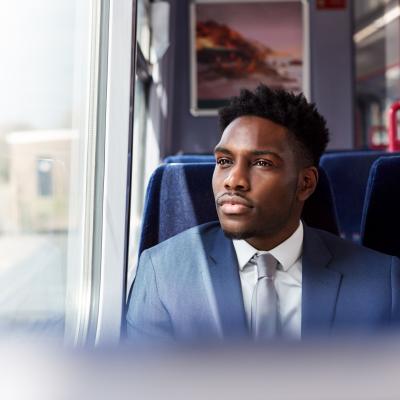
[213,146,232,155]
[214,146,282,159]
[252,150,281,158]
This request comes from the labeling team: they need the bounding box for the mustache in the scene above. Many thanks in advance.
[216,192,254,208]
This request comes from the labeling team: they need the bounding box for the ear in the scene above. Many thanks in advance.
[297,166,318,202]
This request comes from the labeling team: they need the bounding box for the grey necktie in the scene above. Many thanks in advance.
[250,253,279,339]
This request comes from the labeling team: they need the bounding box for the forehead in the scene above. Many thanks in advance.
[217,116,290,153]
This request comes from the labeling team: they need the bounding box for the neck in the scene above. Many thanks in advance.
[245,220,300,251]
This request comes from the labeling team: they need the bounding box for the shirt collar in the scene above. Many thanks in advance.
[232,221,304,272]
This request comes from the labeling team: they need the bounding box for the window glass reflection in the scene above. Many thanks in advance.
[0,0,95,339]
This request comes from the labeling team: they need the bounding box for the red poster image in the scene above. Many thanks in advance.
[190,0,308,116]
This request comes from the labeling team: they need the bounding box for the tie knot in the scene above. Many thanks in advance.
[255,253,277,279]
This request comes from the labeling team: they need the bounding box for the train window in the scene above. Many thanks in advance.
[0,1,92,341]
[0,0,135,345]
[129,76,148,283]
[128,0,169,285]
[128,1,151,280]
[354,0,400,148]
[37,159,54,197]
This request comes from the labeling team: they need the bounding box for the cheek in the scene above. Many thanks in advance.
[254,179,297,207]
[212,171,222,194]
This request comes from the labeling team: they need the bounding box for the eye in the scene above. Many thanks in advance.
[216,157,232,166]
[254,159,273,167]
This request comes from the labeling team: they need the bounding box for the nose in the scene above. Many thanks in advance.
[224,162,250,191]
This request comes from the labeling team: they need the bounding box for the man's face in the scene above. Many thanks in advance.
[212,115,305,248]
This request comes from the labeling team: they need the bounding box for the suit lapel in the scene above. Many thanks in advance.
[204,226,248,339]
[302,225,343,337]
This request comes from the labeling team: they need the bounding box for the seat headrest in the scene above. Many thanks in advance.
[139,163,339,254]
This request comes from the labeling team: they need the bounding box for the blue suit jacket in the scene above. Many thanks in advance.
[126,222,400,342]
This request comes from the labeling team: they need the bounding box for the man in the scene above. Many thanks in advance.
[127,85,400,342]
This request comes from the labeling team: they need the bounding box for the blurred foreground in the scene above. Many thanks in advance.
[2,334,400,400]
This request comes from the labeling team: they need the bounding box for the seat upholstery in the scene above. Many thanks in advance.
[138,163,339,254]
[319,151,387,241]
[163,154,215,164]
[361,155,400,257]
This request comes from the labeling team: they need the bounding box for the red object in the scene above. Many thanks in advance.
[388,101,400,151]
[368,126,388,151]
[316,0,346,10]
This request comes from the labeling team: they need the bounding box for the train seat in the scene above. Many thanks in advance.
[361,155,400,258]
[319,151,387,242]
[163,154,215,164]
[138,163,339,254]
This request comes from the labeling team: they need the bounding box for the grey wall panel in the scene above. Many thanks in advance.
[309,0,354,150]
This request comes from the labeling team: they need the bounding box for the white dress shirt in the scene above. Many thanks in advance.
[232,222,303,339]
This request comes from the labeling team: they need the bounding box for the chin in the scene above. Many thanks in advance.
[223,232,253,240]
[221,226,256,240]
[219,217,255,239]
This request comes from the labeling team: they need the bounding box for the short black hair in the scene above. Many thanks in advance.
[218,84,329,166]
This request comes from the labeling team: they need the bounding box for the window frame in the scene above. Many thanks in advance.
[91,0,137,346]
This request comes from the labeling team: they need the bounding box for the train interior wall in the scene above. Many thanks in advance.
[150,0,354,158]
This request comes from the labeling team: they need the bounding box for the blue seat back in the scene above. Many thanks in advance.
[139,163,217,254]
[163,155,215,164]
[361,155,400,257]
[138,163,339,254]
[320,151,387,241]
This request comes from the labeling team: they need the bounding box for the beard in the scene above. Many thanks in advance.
[221,226,263,240]
[220,211,295,241]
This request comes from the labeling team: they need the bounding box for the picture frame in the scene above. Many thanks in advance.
[190,0,310,116]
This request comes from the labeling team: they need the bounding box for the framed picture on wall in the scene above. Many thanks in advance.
[190,0,310,116]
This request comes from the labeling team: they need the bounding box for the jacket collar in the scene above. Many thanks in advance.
[203,224,248,339]
[301,224,343,337]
